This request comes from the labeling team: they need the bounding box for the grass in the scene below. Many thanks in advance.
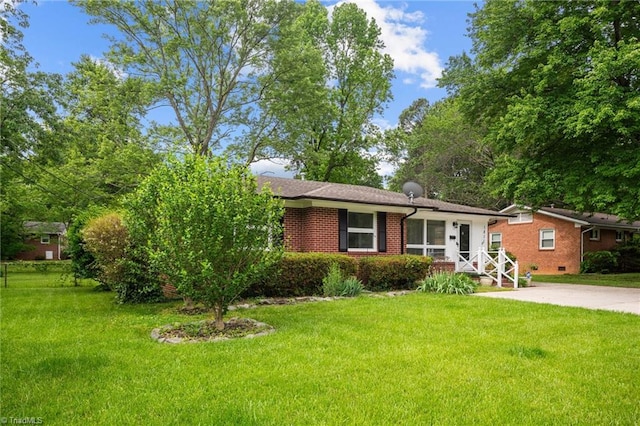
[0,261,95,288]
[534,272,640,288]
[1,282,639,424]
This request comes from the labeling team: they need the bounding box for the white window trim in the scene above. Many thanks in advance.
[348,212,376,252]
[508,212,533,224]
[41,234,50,244]
[615,231,624,242]
[539,229,555,250]
[406,219,446,259]
[589,229,600,241]
[489,232,502,249]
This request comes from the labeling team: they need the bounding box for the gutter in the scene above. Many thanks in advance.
[580,227,594,263]
[400,207,419,254]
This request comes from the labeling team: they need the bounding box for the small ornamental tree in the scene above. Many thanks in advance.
[82,212,129,290]
[133,156,284,330]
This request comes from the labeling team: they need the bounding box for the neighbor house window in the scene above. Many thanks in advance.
[406,219,446,259]
[41,234,50,244]
[489,233,502,250]
[615,231,624,242]
[589,229,600,241]
[508,212,533,224]
[348,212,375,251]
[539,229,555,250]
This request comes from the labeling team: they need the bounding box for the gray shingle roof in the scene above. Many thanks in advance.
[540,207,640,230]
[256,176,508,217]
[23,221,67,234]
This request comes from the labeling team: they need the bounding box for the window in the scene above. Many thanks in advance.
[489,233,502,249]
[41,234,50,244]
[406,219,446,259]
[348,212,375,251]
[589,229,600,241]
[508,212,533,224]
[539,229,555,250]
[615,231,624,242]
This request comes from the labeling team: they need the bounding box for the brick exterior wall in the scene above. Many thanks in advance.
[14,235,66,261]
[489,214,582,274]
[283,207,404,256]
[489,213,633,274]
[583,229,622,252]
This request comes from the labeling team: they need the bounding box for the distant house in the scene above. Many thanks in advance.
[257,176,510,271]
[15,222,68,261]
[489,205,640,274]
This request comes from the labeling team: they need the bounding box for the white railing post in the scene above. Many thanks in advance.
[497,248,504,287]
[514,260,519,288]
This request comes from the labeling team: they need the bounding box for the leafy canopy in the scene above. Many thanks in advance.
[440,0,640,220]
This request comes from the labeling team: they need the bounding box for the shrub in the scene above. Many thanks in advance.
[67,206,107,280]
[358,255,432,291]
[581,251,618,273]
[612,239,640,272]
[81,211,163,303]
[247,253,358,297]
[82,212,129,291]
[130,156,284,330]
[322,263,363,297]
[417,272,478,295]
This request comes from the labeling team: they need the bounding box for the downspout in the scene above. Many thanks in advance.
[581,227,594,263]
[400,208,418,254]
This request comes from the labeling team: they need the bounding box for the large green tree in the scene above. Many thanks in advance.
[386,98,503,209]
[75,0,296,157]
[440,0,640,220]
[1,1,64,258]
[253,0,393,186]
[22,56,161,226]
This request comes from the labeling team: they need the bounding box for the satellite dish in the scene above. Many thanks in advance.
[402,181,423,203]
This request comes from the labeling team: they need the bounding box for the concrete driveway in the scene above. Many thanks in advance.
[473,282,640,315]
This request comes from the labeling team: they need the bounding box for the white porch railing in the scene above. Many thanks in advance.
[457,247,519,288]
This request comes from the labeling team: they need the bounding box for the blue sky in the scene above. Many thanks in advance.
[19,0,476,176]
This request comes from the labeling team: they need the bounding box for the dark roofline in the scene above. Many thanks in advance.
[258,176,510,217]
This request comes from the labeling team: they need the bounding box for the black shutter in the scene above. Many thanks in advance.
[338,209,348,252]
[377,212,387,252]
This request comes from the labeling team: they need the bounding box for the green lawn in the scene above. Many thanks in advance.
[534,272,640,288]
[1,284,638,425]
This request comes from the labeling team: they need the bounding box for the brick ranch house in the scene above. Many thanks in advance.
[257,176,511,271]
[14,221,68,261]
[489,205,640,274]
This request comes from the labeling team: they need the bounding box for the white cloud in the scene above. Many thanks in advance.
[250,158,295,178]
[331,0,443,89]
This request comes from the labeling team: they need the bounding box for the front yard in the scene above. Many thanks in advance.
[534,272,640,288]
[1,283,638,425]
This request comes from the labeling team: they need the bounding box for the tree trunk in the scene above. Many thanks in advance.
[214,304,225,331]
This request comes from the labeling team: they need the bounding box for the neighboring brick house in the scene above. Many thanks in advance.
[489,205,640,274]
[14,222,67,261]
[257,176,510,271]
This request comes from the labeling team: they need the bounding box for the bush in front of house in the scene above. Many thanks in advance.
[247,253,358,297]
[581,251,619,274]
[358,255,432,291]
[416,271,478,295]
[322,263,364,297]
[612,238,640,272]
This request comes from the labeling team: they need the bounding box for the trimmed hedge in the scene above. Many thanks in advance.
[358,255,432,291]
[245,253,432,297]
[246,253,358,297]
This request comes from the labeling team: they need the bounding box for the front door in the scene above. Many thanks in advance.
[459,223,470,260]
